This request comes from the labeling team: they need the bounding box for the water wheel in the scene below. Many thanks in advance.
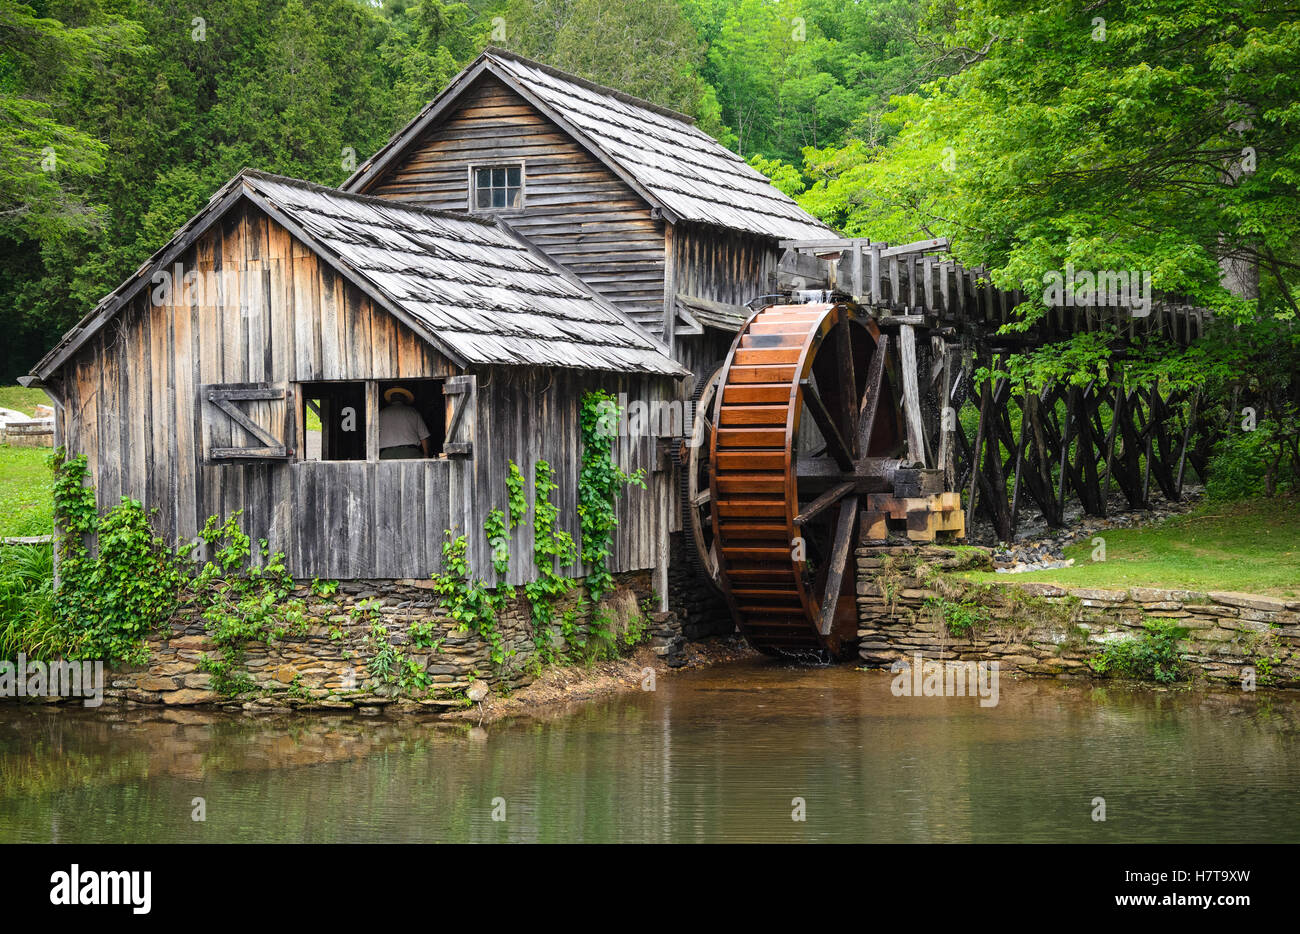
[681,363,724,588]
[701,301,906,661]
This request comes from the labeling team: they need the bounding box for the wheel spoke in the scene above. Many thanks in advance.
[857,333,888,455]
[801,379,855,471]
[818,494,860,635]
[794,481,854,526]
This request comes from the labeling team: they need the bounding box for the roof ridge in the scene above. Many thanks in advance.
[481,46,698,126]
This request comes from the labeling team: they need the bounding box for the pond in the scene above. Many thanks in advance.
[2,660,1298,843]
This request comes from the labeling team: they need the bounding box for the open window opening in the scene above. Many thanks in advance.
[301,381,366,461]
[377,378,446,459]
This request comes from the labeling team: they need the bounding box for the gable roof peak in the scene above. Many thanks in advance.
[28,169,685,383]
[343,50,836,242]
[477,46,698,125]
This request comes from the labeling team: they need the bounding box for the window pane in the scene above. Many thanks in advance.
[507,186,521,208]
[476,186,491,208]
[493,187,506,208]
[476,168,492,187]
[492,167,506,187]
[507,166,521,187]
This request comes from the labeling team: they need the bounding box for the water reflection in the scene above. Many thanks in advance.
[2,661,1298,843]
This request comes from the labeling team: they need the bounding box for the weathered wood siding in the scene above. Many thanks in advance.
[53,201,670,582]
[672,221,778,308]
[471,367,673,586]
[671,220,780,380]
[362,75,668,337]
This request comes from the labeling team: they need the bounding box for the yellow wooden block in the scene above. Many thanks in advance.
[861,511,889,541]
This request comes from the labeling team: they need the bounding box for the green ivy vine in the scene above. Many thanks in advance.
[578,390,645,602]
[191,512,307,695]
[524,458,577,663]
[50,451,188,664]
[507,460,527,530]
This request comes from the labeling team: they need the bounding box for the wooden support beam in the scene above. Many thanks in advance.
[1175,392,1199,497]
[898,324,927,466]
[858,334,888,454]
[818,495,860,636]
[834,311,858,457]
[879,237,950,258]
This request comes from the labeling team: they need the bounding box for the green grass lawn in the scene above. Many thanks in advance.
[962,497,1300,599]
[0,385,49,417]
[0,445,53,538]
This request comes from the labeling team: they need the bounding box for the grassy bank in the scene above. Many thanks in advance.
[1,384,55,538]
[0,385,47,417]
[0,445,53,538]
[962,497,1300,599]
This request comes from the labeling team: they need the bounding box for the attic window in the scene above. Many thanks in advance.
[471,163,523,212]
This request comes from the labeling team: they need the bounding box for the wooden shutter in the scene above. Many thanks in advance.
[203,382,291,460]
[442,375,474,456]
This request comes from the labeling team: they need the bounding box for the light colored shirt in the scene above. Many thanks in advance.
[378,402,430,449]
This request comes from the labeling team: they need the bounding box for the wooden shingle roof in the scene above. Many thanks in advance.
[27,170,685,382]
[343,48,836,243]
[245,174,684,374]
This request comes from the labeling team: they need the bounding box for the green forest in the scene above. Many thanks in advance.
[3,0,1298,491]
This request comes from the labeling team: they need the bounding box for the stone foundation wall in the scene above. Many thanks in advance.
[666,531,733,641]
[857,545,1300,689]
[104,570,654,712]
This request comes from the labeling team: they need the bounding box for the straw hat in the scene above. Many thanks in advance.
[383,386,415,404]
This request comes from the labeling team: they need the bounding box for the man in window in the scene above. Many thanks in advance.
[378,386,430,459]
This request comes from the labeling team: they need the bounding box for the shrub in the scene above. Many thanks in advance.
[1092,619,1188,684]
[52,452,187,664]
[1206,422,1296,500]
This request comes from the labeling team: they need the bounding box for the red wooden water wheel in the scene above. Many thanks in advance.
[702,302,905,661]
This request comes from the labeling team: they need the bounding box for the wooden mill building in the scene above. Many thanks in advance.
[342,47,834,377]
[24,49,835,599]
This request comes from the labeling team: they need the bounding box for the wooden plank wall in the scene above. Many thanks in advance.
[56,201,465,580]
[363,75,668,337]
[54,200,671,583]
[672,221,780,311]
[671,218,778,394]
[471,366,672,587]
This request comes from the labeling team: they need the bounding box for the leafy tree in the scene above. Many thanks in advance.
[0,0,484,382]
[0,1,143,240]
[494,0,728,138]
[798,0,1300,325]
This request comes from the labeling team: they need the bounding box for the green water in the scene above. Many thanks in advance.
[2,660,1298,843]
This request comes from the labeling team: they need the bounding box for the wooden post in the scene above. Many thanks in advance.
[898,324,926,466]
[365,381,379,461]
[662,222,677,358]
[851,240,865,301]
[869,243,883,305]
